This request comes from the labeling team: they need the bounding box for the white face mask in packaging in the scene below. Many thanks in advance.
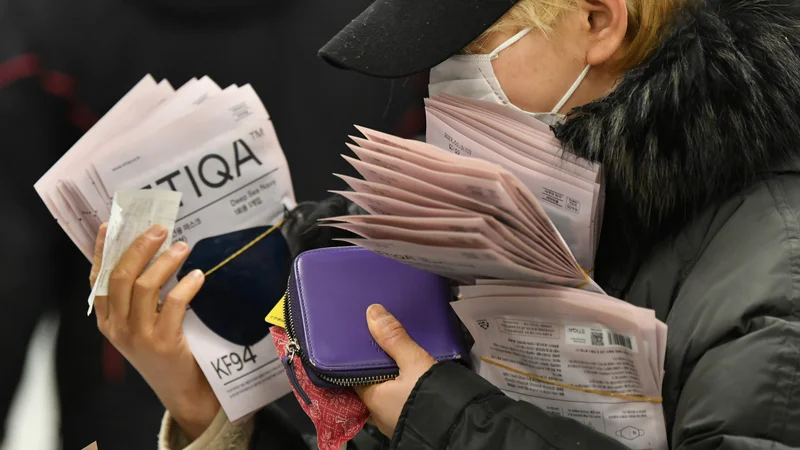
[429,27,591,127]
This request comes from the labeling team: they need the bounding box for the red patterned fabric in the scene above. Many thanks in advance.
[271,326,370,450]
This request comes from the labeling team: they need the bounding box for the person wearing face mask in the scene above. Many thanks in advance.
[90,0,800,449]
[427,27,592,127]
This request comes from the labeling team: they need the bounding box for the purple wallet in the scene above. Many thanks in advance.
[281,246,466,390]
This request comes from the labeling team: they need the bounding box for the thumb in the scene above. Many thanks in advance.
[366,304,435,370]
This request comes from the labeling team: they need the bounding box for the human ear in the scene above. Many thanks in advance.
[579,0,628,66]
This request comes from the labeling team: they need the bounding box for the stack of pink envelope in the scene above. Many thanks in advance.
[324,94,605,292]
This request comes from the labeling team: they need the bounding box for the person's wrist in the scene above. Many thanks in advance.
[166,380,221,441]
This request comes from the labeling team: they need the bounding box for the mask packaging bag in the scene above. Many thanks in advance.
[35,75,298,422]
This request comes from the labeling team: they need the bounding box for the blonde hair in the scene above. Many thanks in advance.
[466,0,685,70]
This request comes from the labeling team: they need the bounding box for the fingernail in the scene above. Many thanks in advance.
[148,225,167,238]
[367,304,388,321]
[190,269,204,280]
[171,242,188,254]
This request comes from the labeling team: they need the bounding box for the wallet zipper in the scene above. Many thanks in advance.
[283,281,397,390]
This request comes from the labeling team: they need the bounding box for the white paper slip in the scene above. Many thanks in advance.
[87,189,182,315]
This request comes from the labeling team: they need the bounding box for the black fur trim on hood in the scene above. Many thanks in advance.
[554,0,800,269]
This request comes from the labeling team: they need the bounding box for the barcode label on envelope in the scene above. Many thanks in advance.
[565,326,638,353]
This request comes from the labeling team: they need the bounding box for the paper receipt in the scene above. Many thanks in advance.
[87,189,182,315]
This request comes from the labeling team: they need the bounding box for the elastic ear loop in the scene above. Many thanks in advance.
[489,27,533,60]
[551,64,592,113]
[488,27,591,115]
[203,216,287,277]
[163,216,286,313]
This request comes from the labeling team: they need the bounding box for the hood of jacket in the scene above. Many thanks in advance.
[553,0,800,271]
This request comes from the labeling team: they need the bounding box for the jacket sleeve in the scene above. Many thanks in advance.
[158,409,254,450]
[390,362,627,450]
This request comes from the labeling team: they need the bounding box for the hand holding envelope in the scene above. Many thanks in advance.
[35,75,297,422]
[89,223,220,441]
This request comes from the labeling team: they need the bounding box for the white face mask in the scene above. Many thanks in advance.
[429,27,592,127]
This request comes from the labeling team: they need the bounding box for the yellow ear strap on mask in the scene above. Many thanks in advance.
[480,357,662,403]
[203,217,286,277]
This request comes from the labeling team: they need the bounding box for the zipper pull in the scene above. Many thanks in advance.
[282,341,312,405]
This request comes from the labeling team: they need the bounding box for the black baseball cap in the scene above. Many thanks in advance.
[319,0,520,79]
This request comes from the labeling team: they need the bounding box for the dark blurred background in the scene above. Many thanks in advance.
[0,0,426,448]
